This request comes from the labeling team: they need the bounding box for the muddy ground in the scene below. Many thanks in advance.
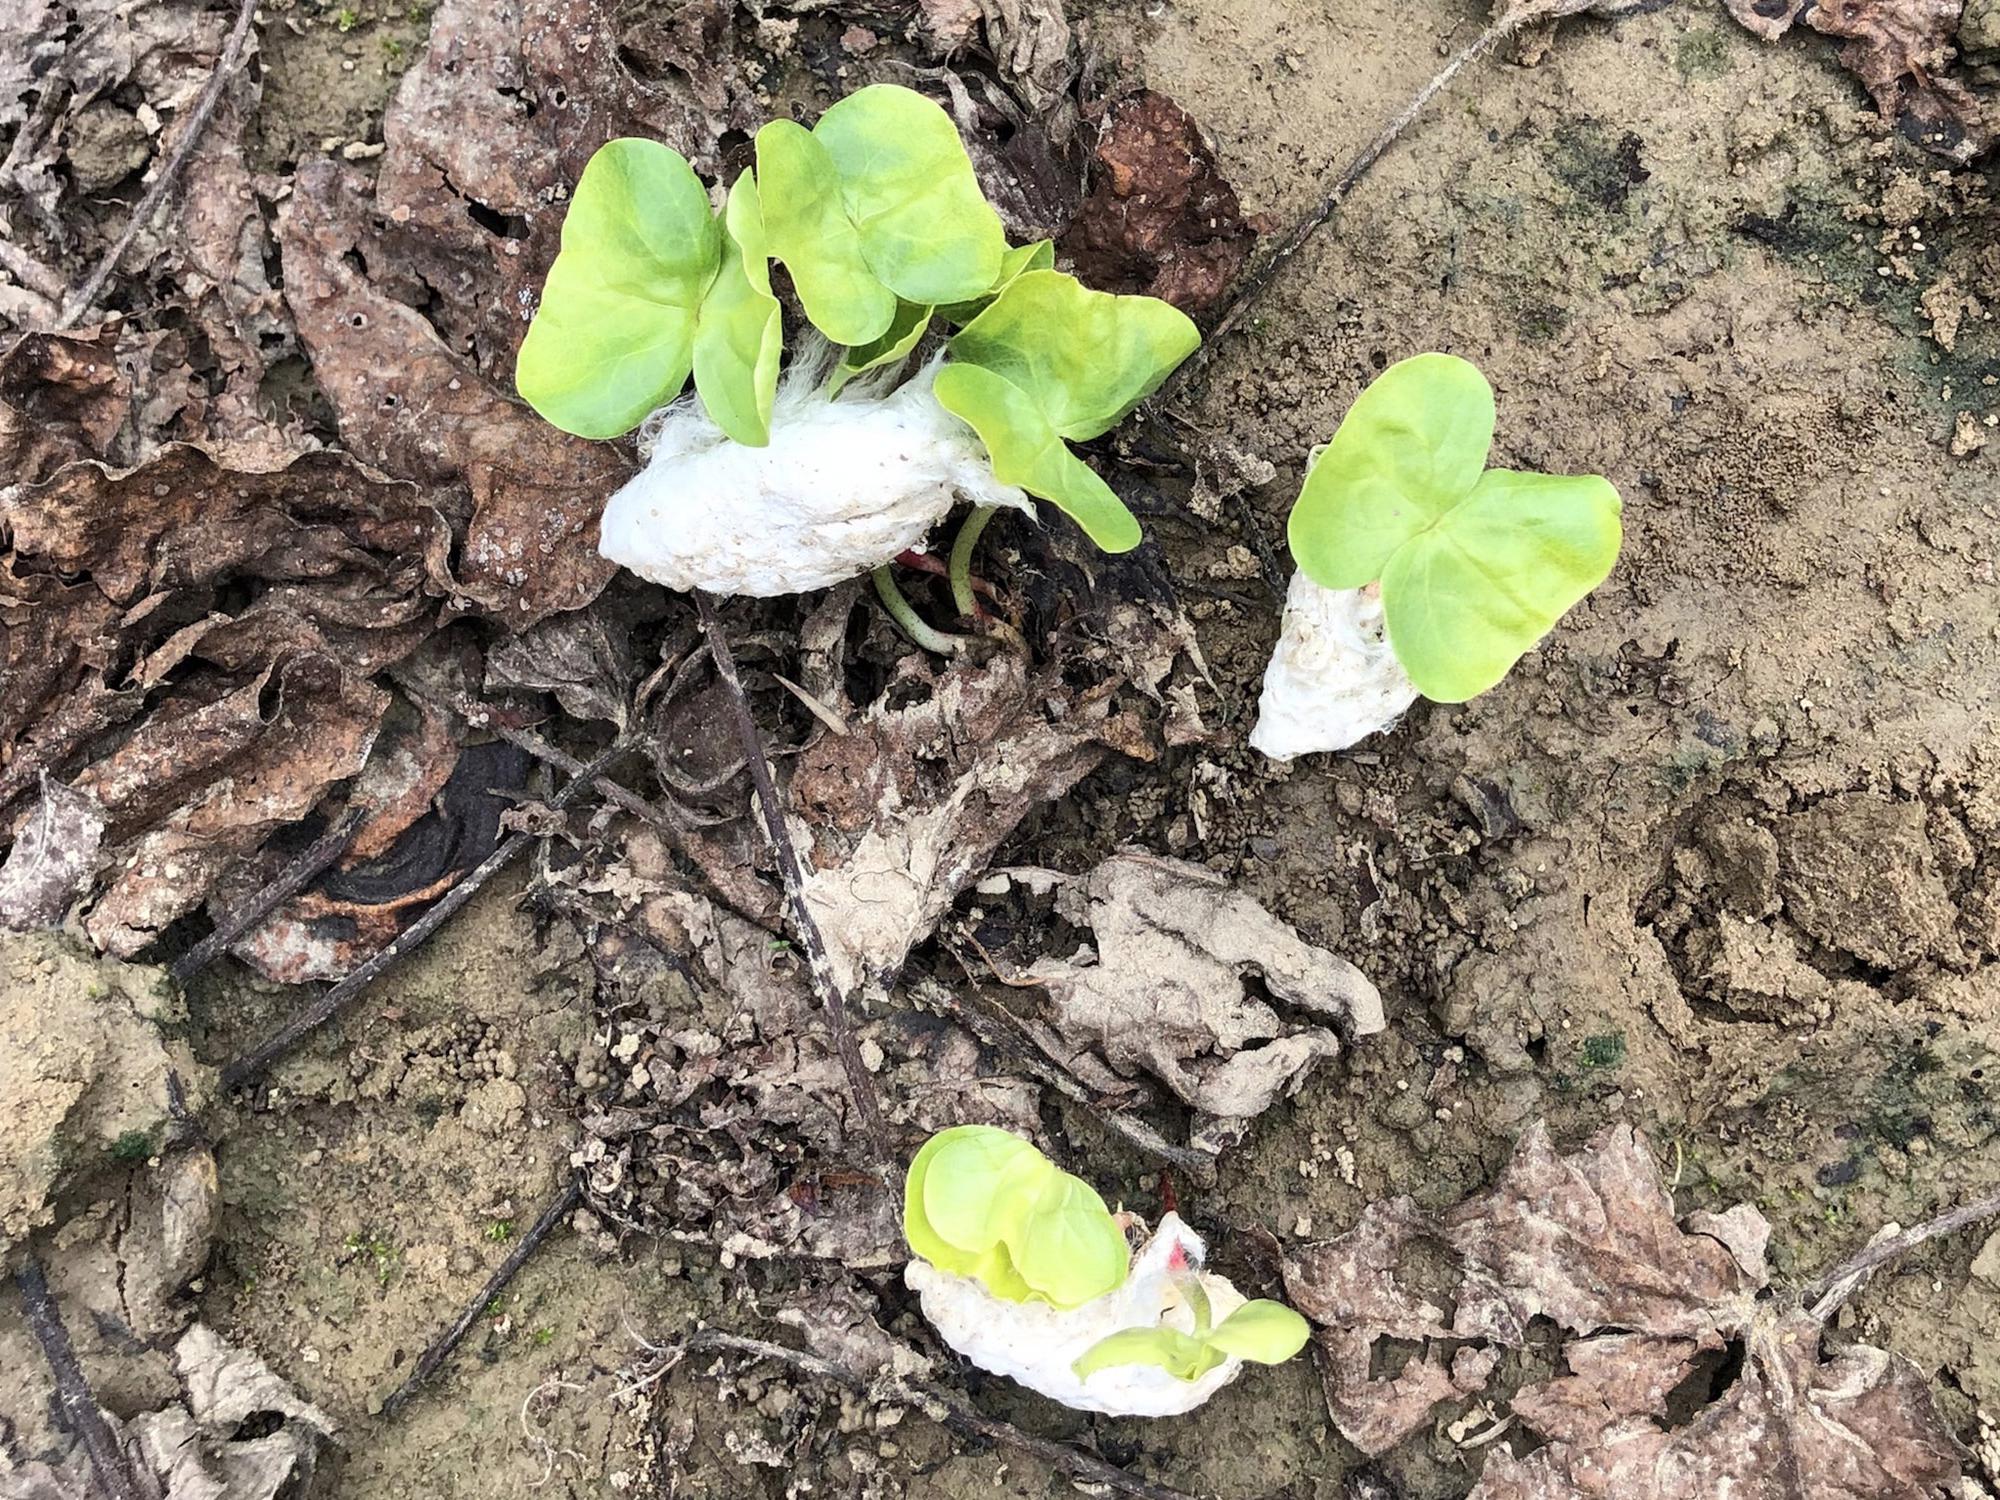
[8,0,2000,1496]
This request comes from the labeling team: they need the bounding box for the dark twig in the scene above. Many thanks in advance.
[381,1175,585,1417]
[1171,0,1635,393]
[170,807,367,983]
[221,741,633,1091]
[1808,1188,2000,1322]
[57,0,260,328]
[16,1253,143,1500]
[693,593,892,1164]
[678,1329,1199,1500]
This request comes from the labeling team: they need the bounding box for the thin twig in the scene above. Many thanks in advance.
[220,741,633,1091]
[480,720,681,835]
[381,1176,585,1417]
[16,1253,143,1500]
[1807,1189,2000,1322]
[693,593,892,1164]
[170,807,367,983]
[678,1329,1199,1500]
[1169,1,1579,393]
[57,0,259,328]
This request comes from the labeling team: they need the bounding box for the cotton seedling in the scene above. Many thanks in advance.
[514,85,1198,617]
[1251,353,1623,759]
[902,1125,1310,1416]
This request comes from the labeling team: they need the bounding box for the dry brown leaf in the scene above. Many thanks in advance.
[1282,1199,1464,1456]
[1061,91,1261,314]
[787,649,1133,993]
[1281,1124,1971,1490]
[1724,0,1992,160]
[1024,851,1387,1123]
[1443,1122,1768,1345]
[2,441,450,950]
[279,160,620,626]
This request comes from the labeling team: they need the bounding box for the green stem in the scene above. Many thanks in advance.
[872,565,964,656]
[1180,1275,1213,1336]
[947,505,1000,620]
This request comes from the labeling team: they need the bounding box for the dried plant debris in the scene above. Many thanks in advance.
[787,649,1136,994]
[1,441,461,953]
[1725,0,1992,160]
[551,819,1042,1262]
[0,1326,335,1500]
[0,0,292,428]
[1280,1124,1970,1494]
[1061,91,1261,315]
[1018,853,1386,1138]
[208,736,540,983]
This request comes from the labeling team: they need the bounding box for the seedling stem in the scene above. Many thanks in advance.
[872,565,965,656]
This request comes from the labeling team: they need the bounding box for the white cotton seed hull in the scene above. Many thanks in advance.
[906,1213,1248,1417]
[598,357,1029,598]
[1249,573,1421,761]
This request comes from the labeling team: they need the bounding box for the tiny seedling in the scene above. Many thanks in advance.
[515,84,1197,604]
[1072,1273,1309,1384]
[903,1125,1130,1308]
[1287,353,1623,702]
[905,1126,1313,1388]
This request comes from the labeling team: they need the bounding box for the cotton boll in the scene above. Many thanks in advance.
[1250,573,1420,761]
[598,347,1030,598]
[905,1213,1249,1416]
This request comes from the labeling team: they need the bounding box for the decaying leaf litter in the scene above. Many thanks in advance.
[4,0,2000,1496]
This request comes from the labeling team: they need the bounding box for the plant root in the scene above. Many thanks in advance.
[871,564,967,656]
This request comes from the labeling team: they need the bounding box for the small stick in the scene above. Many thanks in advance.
[16,1253,143,1500]
[381,1176,585,1417]
[220,741,632,1091]
[1173,0,1652,390]
[680,1329,1199,1500]
[170,807,368,983]
[477,720,682,836]
[58,0,259,329]
[1807,1188,2000,1322]
[694,593,892,1163]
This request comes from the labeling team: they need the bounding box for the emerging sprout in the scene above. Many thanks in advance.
[514,85,1198,600]
[1252,354,1623,758]
[902,1126,1310,1415]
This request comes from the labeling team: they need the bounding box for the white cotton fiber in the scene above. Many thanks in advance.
[905,1213,1250,1417]
[1249,573,1420,760]
[598,346,1029,597]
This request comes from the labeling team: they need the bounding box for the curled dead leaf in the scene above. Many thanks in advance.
[1024,851,1386,1124]
[1281,1124,1972,1490]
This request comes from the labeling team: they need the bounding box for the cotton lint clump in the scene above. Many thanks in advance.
[903,1126,1310,1417]
[1252,353,1625,760]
